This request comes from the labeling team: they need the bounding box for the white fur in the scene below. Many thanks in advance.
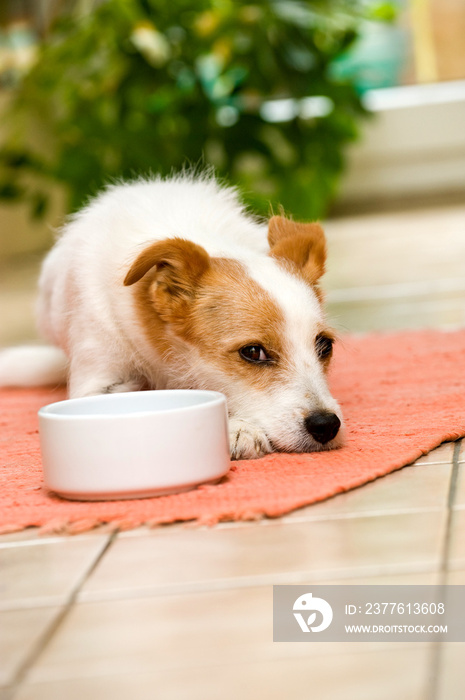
[37,175,269,396]
[1,173,343,458]
[235,259,341,454]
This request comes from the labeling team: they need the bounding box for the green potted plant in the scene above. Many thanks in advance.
[0,0,394,221]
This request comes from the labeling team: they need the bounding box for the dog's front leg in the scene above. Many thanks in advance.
[68,352,145,398]
[229,418,272,460]
[70,373,145,398]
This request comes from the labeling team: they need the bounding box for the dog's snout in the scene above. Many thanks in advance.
[304,410,341,445]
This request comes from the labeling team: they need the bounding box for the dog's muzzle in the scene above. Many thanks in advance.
[304,410,341,445]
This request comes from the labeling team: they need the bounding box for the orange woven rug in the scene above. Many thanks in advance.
[1,329,465,535]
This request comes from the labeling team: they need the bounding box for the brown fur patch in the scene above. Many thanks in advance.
[124,238,211,325]
[187,258,288,391]
[268,215,327,292]
[124,238,210,288]
[125,242,289,392]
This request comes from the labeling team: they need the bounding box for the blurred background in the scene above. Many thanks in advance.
[0,0,464,341]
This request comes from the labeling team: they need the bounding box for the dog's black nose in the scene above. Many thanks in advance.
[304,411,341,445]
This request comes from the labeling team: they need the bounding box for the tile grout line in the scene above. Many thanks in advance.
[441,440,463,575]
[75,559,442,605]
[427,439,462,700]
[5,531,118,699]
[0,533,112,549]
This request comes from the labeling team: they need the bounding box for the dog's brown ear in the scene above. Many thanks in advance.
[124,238,210,288]
[268,215,327,285]
[124,238,210,322]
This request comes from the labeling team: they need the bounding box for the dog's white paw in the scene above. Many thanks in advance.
[229,418,272,460]
[101,379,145,394]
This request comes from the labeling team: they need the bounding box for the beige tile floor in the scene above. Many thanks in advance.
[1,201,465,700]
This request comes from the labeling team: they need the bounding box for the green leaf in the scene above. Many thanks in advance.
[30,192,49,219]
[0,182,24,200]
[0,0,383,219]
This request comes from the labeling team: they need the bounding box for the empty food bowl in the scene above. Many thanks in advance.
[38,390,230,501]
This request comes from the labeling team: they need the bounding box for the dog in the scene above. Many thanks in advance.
[0,172,343,459]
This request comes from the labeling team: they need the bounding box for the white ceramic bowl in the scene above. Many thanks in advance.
[38,390,230,501]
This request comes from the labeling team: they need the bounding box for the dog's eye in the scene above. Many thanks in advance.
[316,334,334,360]
[239,345,271,364]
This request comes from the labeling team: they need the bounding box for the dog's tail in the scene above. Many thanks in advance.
[0,345,68,388]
